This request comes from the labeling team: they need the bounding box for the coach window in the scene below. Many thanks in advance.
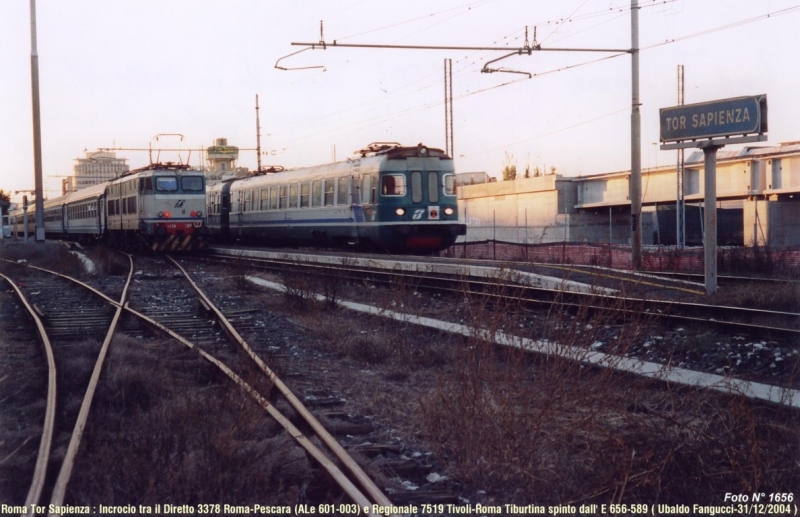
[260,189,269,211]
[156,177,178,192]
[381,174,406,196]
[410,171,423,203]
[361,175,371,205]
[312,180,322,207]
[443,173,456,196]
[337,177,349,205]
[300,183,310,208]
[289,184,299,209]
[428,172,439,203]
[279,185,288,209]
[181,176,204,192]
[323,179,335,206]
[269,187,278,210]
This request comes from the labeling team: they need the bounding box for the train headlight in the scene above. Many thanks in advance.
[159,211,171,219]
[444,207,454,216]
[158,211,164,218]
[196,210,203,217]
[395,208,406,216]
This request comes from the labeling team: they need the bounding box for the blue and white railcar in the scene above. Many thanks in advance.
[206,143,466,253]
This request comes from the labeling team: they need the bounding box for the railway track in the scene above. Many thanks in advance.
[0,254,409,514]
[198,247,800,341]
[2,244,798,507]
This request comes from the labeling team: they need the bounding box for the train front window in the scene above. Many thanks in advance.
[411,171,423,203]
[181,176,204,192]
[155,177,178,192]
[428,172,439,203]
[381,174,406,196]
[443,174,456,196]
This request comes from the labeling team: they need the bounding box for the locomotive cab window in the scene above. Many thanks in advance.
[381,174,406,196]
[140,177,153,193]
[156,177,178,192]
[181,176,204,192]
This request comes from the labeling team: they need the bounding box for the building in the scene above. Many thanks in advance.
[457,142,800,248]
[67,151,129,193]
[206,138,249,183]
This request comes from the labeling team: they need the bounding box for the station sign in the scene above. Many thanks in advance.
[660,95,767,143]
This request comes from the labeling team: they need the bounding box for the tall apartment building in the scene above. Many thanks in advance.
[66,151,129,193]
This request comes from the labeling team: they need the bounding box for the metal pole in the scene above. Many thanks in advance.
[630,0,642,270]
[676,65,685,248]
[703,145,719,295]
[255,94,262,172]
[30,0,45,242]
[444,59,454,158]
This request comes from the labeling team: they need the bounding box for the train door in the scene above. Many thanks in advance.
[234,188,243,237]
[220,182,231,238]
[350,175,364,239]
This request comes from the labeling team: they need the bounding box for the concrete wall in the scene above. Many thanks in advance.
[459,175,572,244]
[744,198,800,247]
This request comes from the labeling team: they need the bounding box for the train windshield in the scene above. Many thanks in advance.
[181,176,204,192]
[155,177,178,192]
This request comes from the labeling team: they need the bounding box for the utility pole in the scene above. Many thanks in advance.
[30,0,45,242]
[444,58,454,158]
[676,65,685,248]
[630,0,642,269]
[255,94,262,172]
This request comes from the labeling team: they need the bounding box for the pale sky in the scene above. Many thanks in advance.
[2,0,798,202]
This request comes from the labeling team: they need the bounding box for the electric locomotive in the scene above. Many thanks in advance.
[105,163,207,251]
[9,162,207,251]
[206,143,466,253]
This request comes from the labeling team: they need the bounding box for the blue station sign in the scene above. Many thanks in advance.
[660,95,767,143]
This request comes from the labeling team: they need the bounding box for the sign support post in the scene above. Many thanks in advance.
[701,143,720,295]
[660,94,767,296]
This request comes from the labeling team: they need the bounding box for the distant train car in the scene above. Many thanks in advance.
[9,163,207,251]
[206,143,466,253]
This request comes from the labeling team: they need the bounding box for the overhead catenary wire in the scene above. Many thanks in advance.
[275,3,800,163]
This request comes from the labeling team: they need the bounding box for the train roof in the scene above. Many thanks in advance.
[210,143,452,193]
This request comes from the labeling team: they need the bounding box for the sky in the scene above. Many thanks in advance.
[1,0,799,203]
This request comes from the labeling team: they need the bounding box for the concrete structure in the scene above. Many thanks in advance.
[458,142,800,247]
[206,138,249,183]
[68,151,129,193]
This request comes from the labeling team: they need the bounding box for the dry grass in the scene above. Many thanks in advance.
[67,334,314,506]
[273,268,800,505]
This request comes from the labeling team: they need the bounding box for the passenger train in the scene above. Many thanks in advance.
[9,163,207,251]
[206,143,466,252]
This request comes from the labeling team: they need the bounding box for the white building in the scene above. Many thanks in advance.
[68,151,129,193]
